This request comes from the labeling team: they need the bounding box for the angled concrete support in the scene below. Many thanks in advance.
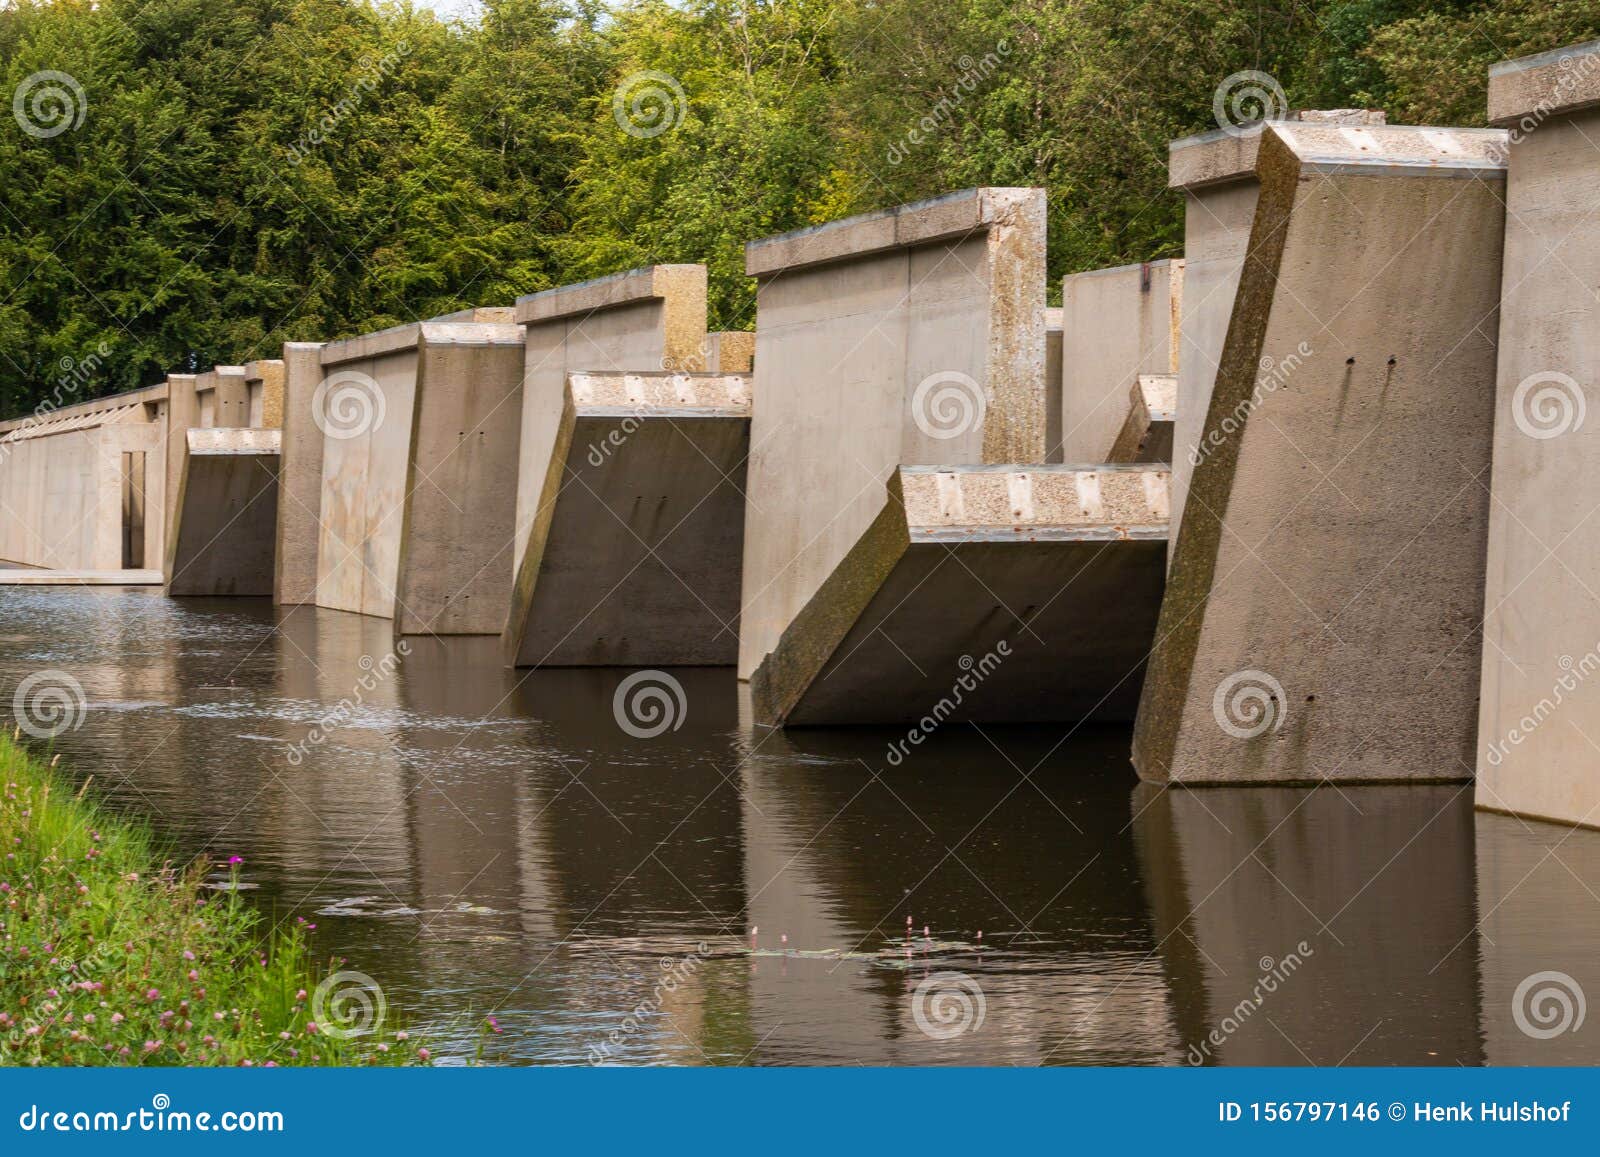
[1059,260,1180,463]
[1108,375,1176,463]
[514,266,710,568]
[274,342,325,605]
[1133,122,1507,785]
[504,371,750,667]
[1477,38,1600,830]
[164,428,280,597]
[751,464,1168,726]
[738,187,1049,680]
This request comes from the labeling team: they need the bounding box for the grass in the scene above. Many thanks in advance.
[0,729,427,1066]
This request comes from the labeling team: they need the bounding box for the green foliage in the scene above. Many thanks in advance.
[2,0,1598,411]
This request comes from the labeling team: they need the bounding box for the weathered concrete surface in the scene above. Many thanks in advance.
[514,266,709,571]
[1133,122,1508,785]
[273,343,325,605]
[751,464,1168,725]
[1167,111,1388,566]
[1044,307,1063,461]
[705,330,754,374]
[1108,375,1176,463]
[1059,260,1180,462]
[0,568,162,584]
[245,360,284,429]
[1477,41,1600,830]
[738,188,1048,680]
[505,371,750,667]
[0,386,167,571]
[165,428,280,597]
[315,321,524,635]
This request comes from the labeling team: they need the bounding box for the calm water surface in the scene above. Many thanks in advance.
[2,586,1597,1066]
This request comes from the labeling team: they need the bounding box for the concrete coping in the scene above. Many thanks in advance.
[1488,37,1600,125]
[243,360,282,385]
[1169,109,1389,189]
[195,366,246,393]
[569,371,750,412]
[320,320,524,366]
[1137,374,1177,419]
[0,381,168,436]
[186,427,282,455]
[744,187,1040,277]
[513,265,705,325]
[1270,122,1508,177]
[1044,306,1062,331]
[1062,258,1181,283]
[899,464,1170,531]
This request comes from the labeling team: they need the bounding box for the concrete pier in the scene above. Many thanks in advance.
[504,371,750,667]
[273,342,325,606]
[737,188,1049,681]
[164,427,280,597]
[1108,375,1176,463]
[1133,121,1508,784]
[751,464,1168,725]
[311,318,525,636]
[1477,38,1600,830]
[1059,260,1180,463]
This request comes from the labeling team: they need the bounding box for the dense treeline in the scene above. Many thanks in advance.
[1,0,1596,416]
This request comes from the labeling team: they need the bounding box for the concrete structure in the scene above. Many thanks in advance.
[274,343,325,605]
[514,267,711,571]
[1477,39,1600,830]
[738,188,1049,680]
[1166,110,1387,562]
[751,464,1169,725]
[1132,121,1508,784]
[504,371,750,667]
[1107,375,1176,463]
[0,384,168,575]
[1059,260,1180,463]
[1044,307,1063,462]
[309,317,525,637]
[164,428,281,597]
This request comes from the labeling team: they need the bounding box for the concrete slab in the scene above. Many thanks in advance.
[505,372,750,667]
[738,187,1049,680]
[1059,260,1180,462]
[165,428,280,597]
[750,463,1169,725]
[1108,375,1176,463]
[1477,39,1600,831]
[0,569,162,585]
[1133,121,1508,785]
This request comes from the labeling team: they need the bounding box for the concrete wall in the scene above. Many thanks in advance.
[1477,39,1600,830]
[1133,121,1509,784]
[1059,260,1180,463]
[165,428,280,597]
[274,343,326,605]
[737,187,1048,679]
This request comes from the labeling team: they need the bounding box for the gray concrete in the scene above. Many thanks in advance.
[1059,260,1180,462]
[273,343,325,605]
[1477,39,1600,831]
[1108,375,1176,463]
[504,371,750,667]
[0,568,162,585]
[738,188,1048,680]
[164,428,280,597]
[751,464,1169,725]
[1133,122,1508,785]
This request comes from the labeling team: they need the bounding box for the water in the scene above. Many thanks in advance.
[2,585,1597,1066]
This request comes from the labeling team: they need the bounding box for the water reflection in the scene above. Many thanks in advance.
[1,586,1597,1065]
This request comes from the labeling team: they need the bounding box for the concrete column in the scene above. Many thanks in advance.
[1132,122,1508,784]
[737,187,1048,680]
[245,359,285,429]
[1477,39,1600,830]
[273,343,325,605]
[163,373,199,544]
